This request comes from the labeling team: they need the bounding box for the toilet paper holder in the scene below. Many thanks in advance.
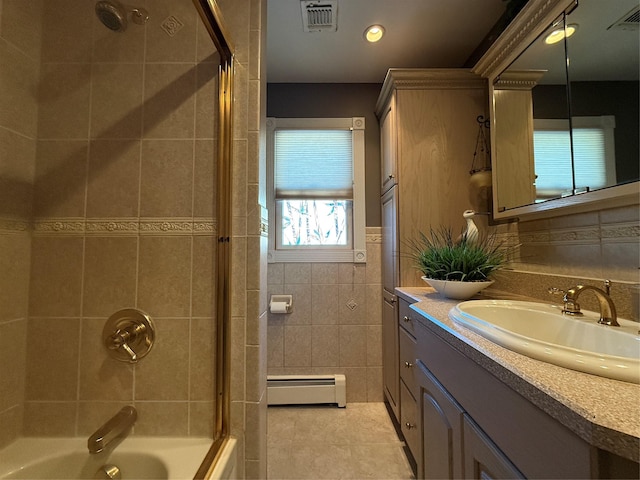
[270,294,293,314]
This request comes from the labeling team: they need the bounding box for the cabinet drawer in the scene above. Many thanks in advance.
[400,380,420,459]
[398,298,417,337]
[399,326,417,398]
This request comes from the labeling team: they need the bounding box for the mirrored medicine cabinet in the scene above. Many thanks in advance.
[475,0,639,219]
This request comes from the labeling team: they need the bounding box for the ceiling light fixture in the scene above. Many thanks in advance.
[364,24,385,43]
[544,23,578,44]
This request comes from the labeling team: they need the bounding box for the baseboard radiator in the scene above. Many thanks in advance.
[267,374,346,407]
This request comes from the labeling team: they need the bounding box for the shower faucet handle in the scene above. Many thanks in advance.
[103,309,155,363]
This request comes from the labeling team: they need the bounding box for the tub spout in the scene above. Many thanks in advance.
[87,406,137,454]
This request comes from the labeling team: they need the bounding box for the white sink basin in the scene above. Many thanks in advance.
[449,300,640,384]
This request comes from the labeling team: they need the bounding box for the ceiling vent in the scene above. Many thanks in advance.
[608,5,640,31]
[300,1,338,33]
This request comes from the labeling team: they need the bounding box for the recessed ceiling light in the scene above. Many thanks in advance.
[544,23,578,45]
[364,24,385,43]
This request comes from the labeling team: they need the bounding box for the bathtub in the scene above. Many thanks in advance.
[0,436,236,480]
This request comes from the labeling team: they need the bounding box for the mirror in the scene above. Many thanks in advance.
[491,0,639,214]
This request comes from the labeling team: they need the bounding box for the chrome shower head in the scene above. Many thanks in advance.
[95,0,149,32]
[95,0,128,31]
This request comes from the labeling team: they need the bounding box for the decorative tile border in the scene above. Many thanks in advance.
[0,218,30,234]
[29,217,216,236]
[366,227,382,244]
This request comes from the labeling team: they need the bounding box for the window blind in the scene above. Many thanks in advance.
[274,129,353,199]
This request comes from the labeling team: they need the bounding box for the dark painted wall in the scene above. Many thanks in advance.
[267,83,383,227]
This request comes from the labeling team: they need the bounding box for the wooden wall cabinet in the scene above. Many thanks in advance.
[378,69,487,430]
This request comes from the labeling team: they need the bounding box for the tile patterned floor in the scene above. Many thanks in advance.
[267,402,415,480]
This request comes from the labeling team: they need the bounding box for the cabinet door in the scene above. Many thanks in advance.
[463,414,525,480]
[382,289,399,421]
[381,187,398,292]
[417,360,464,480]
[380,95,397,193]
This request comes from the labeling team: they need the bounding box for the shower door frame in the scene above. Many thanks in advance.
[191,0,234,477]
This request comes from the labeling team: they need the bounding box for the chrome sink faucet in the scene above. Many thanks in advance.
[560,280,620,327]
[87,406,137,454]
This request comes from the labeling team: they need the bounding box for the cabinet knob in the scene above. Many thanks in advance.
[403,315,411,323]
[388,174,394,180]
[404,422,415,430]
[404,361,413,368]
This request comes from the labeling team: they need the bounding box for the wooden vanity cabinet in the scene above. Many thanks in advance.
[415,316,591,479]
[398,297,421,473]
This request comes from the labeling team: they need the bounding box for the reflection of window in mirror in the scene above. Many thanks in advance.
[533,116,616,202]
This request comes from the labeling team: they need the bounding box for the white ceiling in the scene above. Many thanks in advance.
[266,0,509,83]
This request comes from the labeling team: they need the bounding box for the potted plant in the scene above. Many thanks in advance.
[406,226,510,299]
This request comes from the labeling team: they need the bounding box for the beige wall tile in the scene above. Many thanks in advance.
[0,234,31,321]
[311,263,339,284]
[189,401,214,437]
[0,406,23,449]
[338,284,366,325]
[267,263,284,285]
[601,241,640,282]
[144,0,198,63]
[0,319,27,411]
[37,63,91,139]
[1,0,43,60]
[40,0,92,62]
[365,284,382,325]
[194,139,216,218]
[137,236,192,317]
[366,325,382,367]
[143,64,196,139]
[283,325,312,367]
[229,315,246,402]
[339,263,366,284]
[195,65,218,139]
[267,324,283,368]
[133,401,189,436]
[284,263,311,284]
[83,236,138,317]
[0,128,35,218]
[86,140,141,218]
[79,318,134,401]
[192,236,215,317]
[190,318,215,401]
[342,367,367,402]
[23,401,77,436]
[34,140,88,217]
[29,237,84,317]
[140,140,194,217]
[366,366,383,401]
[311,325,339,367]
[600,204,640,224]
[135,318,190,400]
[339,325,367,367]
[0,42,38,136]
[26,318,80,400]
[90,63,144,139]
[311,284,340,325]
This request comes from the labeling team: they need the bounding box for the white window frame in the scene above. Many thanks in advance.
[266,117,366,263]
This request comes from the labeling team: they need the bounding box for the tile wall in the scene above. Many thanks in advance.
[217,0,269,477]
[0,0,43,449]
[267,228,384,402]
[494,203,640,318]
[0,0,222,447]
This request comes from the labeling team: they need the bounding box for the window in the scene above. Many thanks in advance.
[267,117,366,263]
[533,116,616,201]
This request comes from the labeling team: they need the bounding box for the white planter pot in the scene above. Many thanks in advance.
[421,277,493,300]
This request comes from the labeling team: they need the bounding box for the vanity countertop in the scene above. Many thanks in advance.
[396,286,640,462]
